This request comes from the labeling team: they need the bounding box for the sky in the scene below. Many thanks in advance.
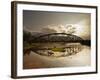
[23,10,91,40]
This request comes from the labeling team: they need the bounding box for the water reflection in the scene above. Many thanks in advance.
[34,43,83,57]
[23,45,90,69]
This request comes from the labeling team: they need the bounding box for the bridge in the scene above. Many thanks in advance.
[24,33,90,56]
[30,33,84,43]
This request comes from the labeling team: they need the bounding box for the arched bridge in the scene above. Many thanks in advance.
[30,33,84,43]
[24,33,90,56]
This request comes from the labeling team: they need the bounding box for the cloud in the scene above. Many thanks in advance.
[41,24,76,34]
[42,26,57,33]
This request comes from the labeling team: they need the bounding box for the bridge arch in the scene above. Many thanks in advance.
[31,33,83,43]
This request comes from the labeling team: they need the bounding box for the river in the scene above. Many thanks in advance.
[23,45,90,69]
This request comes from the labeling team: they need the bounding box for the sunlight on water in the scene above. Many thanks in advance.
[23,45,90,69]
[35,43,83,57]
